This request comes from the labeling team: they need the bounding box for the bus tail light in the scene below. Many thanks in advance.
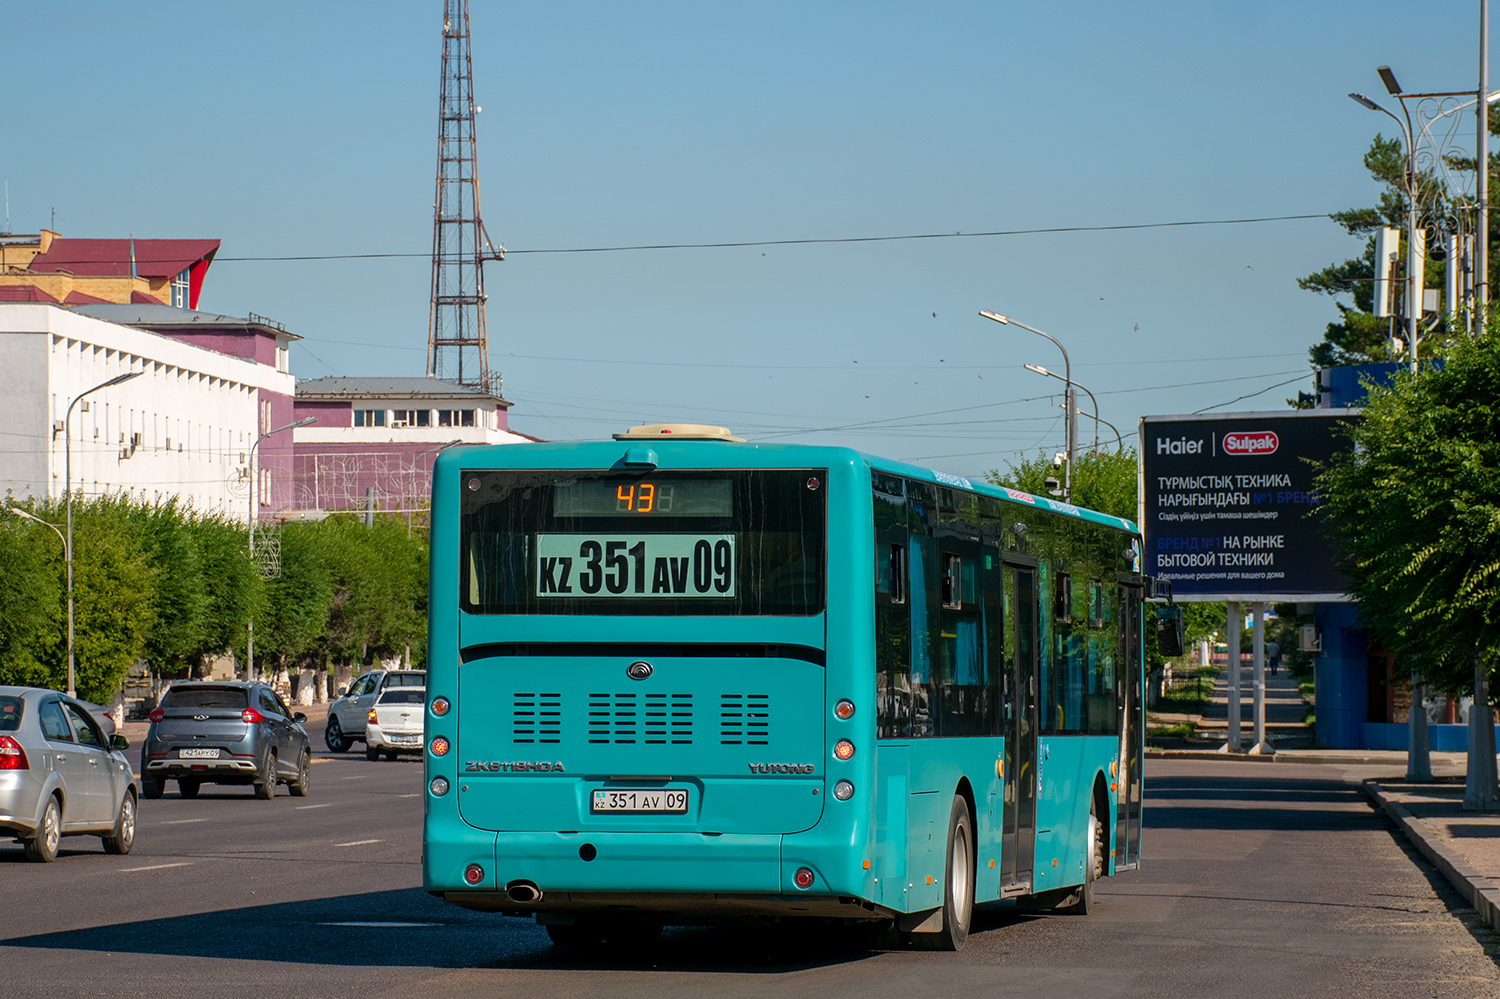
[431,696,450,717]
[430,736,450,757]
[834,700,855,720]
[793,867,815,890]
[833,780,854,800]
[430,777,449,796]
[834,739,855,761]
[464,864,484,885]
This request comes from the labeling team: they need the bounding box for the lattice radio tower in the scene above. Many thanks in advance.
[427,0,504,389]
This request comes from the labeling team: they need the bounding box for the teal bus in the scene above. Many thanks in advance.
[422,425,1148,950]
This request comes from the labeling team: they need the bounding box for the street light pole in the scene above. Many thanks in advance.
[246,416,316,681]
[1022,364,1123,453]
[62,370,142,698]
[979,310,1074,502]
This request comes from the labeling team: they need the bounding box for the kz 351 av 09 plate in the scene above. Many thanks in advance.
[591,788,690,814]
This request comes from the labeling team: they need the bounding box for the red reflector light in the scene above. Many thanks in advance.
[430,736,450,757]
[0,736,29,770]
[148,707,165,723]
[793,867,814,890]
[834,739,855,761]
[464,864,484,885]
[241,707,264,724]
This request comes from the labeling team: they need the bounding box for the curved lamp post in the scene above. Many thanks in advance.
[979,310,1074,501]
[62,370,142,697]
[1022,364,1123,453]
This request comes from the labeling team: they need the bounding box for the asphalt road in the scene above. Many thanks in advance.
[2,727,1498,999]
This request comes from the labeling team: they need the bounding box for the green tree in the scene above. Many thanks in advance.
[188,514,264,672]
[131,499,208,678]
[985,446,1139,521]
[1318,328,1500,805]
[0,507,64,687]
[255,522,334,673]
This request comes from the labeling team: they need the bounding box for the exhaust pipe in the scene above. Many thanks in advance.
[506,880,543,904]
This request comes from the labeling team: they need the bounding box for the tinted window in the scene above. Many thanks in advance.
[378,689,425,705]
[39,701,72,741]
[462,468,826,617]
[64,703,102,748]
[382,673,426,689]
[0,696,21,732]
[163,687,248,710]
[259,689,282,716]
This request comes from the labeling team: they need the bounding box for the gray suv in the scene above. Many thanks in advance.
[141,682,310,800]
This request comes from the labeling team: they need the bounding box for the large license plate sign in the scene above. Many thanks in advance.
[179,748,220,759]
[535,534,735,598]
[591,788,690,814]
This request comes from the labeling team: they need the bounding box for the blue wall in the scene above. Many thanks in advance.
[1313,603,1365,749]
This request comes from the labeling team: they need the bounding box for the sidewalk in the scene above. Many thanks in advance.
[1363,777,1500,935]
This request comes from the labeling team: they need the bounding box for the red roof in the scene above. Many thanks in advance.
[62,290,111,305]
[29,238,219,279]
[130,290,165,305]
[0,285,59,303]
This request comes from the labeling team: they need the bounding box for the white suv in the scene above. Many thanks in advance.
[324,670,425,753]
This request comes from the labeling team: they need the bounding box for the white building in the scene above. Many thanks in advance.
[0,303,296,516]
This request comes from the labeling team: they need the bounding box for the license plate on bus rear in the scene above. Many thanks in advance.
[591,789,689,814]
[179,748,220,759]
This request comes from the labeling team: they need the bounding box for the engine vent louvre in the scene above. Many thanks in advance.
[719,693,770,745]
[511,693,562,744]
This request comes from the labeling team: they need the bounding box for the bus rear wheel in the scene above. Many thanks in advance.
[913,795,974,950]
[1058,796,1105,916]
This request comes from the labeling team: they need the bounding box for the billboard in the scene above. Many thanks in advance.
[1139,410,1358,601]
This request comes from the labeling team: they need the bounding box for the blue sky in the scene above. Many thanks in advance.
[3,1,1485,477]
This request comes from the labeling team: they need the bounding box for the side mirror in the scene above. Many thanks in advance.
[110,734,130,751]
[1155,605,1186,658]
[293,712,307,724]
[336,687,348,697]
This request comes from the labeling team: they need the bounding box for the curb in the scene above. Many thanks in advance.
[1145,749,1404,765]
[1361,779,1500,935]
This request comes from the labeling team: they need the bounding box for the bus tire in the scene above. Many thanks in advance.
[915,795,974,950]
[1058,795,1104,916]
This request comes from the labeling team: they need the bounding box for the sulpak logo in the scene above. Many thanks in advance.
[1222,431,1278,456]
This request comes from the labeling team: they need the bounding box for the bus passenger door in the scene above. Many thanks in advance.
[1000,563,1038,894]
[1116,583,1144,870]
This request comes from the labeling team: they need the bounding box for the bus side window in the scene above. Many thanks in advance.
[873,477,911,739]
[889,544,906,605]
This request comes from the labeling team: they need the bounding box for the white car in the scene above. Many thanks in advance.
[364,687,426,761]
[324,670,425,753]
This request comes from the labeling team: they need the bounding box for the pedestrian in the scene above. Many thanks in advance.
[1266,640,1280,676]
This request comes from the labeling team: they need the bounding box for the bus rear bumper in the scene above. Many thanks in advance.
[438,888,890,922]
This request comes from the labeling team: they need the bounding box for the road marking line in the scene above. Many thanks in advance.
[335,839,382,847]
[397,793,420,798]
[340,776,368,780]
[163,818,207,825]
[120,862,193,872]
[295,803,332,810]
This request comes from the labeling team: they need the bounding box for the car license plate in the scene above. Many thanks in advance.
[591,789,689,814]
[179,748,219,759]
[388,735,421,746]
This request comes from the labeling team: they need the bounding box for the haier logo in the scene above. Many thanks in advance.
[1223,431,1278,456]
[1155,437,1203,455]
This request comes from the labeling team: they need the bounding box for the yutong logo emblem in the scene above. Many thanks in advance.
[626,661,653,680]
[1223,431,1278,456]
[748,763,816,774]
[466,761,566,772]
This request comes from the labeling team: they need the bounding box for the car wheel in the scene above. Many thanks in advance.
[324,715,351,753]
[255,752,277,799]
[102,792,136,855]
[178,779,201,799]
[141,777,164,800]
[24,795,61,862]
[290,750,311,797]
[365,746,381,762]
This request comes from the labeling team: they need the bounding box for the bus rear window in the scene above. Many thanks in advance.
[461,468,825,616]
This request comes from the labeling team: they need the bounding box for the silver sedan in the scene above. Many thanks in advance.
[0,685,137,861]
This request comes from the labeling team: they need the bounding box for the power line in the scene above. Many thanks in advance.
[213,213,1329,263]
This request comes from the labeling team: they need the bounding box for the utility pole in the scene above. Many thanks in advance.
[428,0,504,390]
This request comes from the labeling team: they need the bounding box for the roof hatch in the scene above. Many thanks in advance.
[613,423,744,442]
